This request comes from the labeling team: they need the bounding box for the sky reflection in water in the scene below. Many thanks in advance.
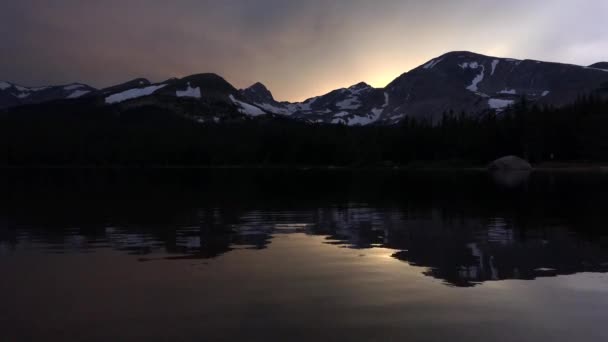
[1,169,608,341]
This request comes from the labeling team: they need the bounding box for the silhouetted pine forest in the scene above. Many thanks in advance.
[0,94,607,166]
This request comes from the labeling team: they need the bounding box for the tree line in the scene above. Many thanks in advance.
[0,93,607,166]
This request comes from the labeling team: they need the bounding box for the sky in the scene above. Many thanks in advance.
[1,0,607,102]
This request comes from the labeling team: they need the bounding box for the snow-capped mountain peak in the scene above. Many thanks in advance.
[383,50,608,123]
[3,51,608,126]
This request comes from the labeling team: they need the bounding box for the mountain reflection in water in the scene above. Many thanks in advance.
[1,168,607,287]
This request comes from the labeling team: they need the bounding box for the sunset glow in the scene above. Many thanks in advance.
[2,0,607,101]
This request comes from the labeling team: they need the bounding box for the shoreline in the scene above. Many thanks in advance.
[0,163,607,172]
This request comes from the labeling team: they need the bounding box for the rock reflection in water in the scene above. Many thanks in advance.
[490,170,532,188]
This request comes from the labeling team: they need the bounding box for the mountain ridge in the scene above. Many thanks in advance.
[589,62,608,71]
[2,51,608,125]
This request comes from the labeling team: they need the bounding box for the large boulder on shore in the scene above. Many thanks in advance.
[488,156,532,171]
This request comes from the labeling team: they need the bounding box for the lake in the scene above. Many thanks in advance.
[1,169,607,341]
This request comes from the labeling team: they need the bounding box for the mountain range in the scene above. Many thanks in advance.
[2,51,608,125]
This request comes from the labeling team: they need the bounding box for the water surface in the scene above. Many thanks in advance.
[1,169,607,341]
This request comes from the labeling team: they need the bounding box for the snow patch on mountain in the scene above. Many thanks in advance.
[387,113,406,124]
[347,114,379,126]
[371,92,389,117]
[423,58,443,69]
[466,64,485,92]
[2,83,58,97]
[229,95,266,116]
[491,60,499,75]
[176,83,202,99]
[499,89,517,95]
[294,97,318,112]
[542,90,550,97]
[330,111,382,126]
[105,84,167,104]
[67,90,90,99]
[459,61,480,69]
[30,86,51,91]
[330,92,389,126]
[336,97,361,110]
[256,102,291,115]
[284,103,299,113]
[64,84,85,91]
[459,61,488,92]
[488,98,514,112]
[333,111,350,118]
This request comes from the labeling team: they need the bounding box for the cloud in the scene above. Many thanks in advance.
[0,0,606,101]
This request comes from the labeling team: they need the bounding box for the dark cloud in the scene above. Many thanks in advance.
[1,0,606,101]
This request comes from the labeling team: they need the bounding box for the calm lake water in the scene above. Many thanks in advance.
[1,169,608,341]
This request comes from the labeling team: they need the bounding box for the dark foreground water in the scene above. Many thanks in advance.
[1,169,608,341]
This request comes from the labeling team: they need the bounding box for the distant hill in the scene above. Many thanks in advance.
[0,81,96,108]
[589,62,608,70]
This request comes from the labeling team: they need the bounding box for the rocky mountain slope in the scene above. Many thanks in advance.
[379,51,608,123]
[2,51,608,125]
[235,51,608,124]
